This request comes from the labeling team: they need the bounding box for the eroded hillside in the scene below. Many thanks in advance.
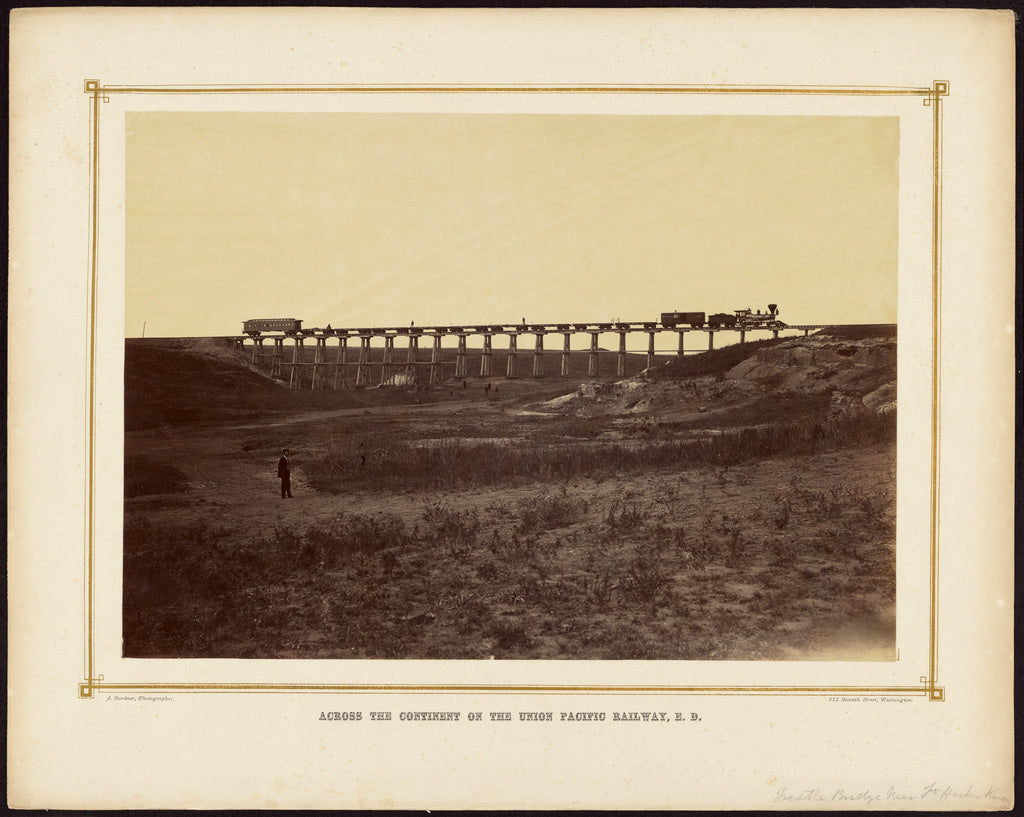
[540,329,896,428]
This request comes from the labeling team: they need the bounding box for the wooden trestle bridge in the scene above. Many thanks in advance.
[233,321,833,389]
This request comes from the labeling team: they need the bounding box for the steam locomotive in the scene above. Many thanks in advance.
[660,304,784,329]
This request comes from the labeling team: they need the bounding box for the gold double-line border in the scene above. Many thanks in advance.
[81,80,948,700]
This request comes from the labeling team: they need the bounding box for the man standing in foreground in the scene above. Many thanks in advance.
[277,448,293,498]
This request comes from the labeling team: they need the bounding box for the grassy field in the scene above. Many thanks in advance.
[303,410,893,493]
[123,443,895,659]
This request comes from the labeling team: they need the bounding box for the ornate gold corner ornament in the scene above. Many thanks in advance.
[80,80,946,700]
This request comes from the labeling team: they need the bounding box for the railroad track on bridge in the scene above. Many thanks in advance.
[207,322,842,389]
[234,322,835,337]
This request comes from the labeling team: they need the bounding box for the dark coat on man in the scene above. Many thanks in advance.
[277,454,292,498]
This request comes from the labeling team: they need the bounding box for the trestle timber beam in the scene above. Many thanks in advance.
[455,334,468,379]
[379,336,395,386]
[239,322,821,388]
[407,335,419,373]
[311,337,327,389]
[355,336,370,387]
[289,337,305,389]
[429,334,442,385]
[506,333,518,378]
[333,337,347,389]
[480,333,493,377]
[271,337,284,377]
[561,333,572,377]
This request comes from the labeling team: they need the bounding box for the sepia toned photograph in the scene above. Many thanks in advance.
[123,111,898,661]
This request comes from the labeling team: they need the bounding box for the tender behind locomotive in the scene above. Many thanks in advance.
[243,318,303,336]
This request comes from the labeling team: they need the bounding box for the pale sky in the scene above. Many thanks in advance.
[126,112,898,338]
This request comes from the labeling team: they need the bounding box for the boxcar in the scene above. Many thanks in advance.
[660,311,706,328]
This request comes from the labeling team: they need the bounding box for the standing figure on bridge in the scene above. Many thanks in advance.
[277,448,293,499]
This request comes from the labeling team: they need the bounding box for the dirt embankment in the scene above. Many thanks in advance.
[125,338,429,429]
[539,331,896,425]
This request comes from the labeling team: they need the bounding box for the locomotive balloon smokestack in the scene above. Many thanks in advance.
[767,303,778,316]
